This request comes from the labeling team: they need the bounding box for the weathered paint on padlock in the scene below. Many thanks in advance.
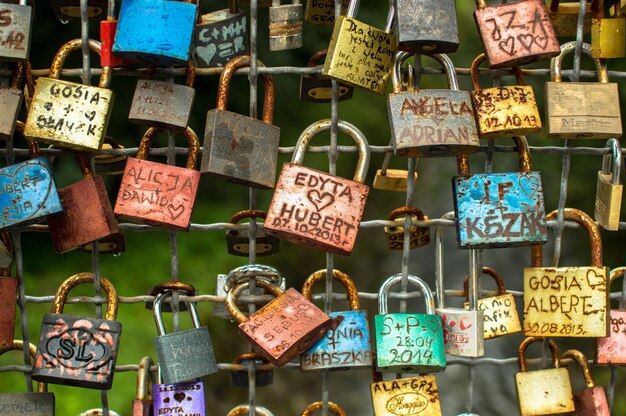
[24,39,114,151]
[388,52,480,158]
[474,0,560,68]
[453,137,547,249]
[384,206,430,250]
[549,0,593,37]
[114,127,201,232]
[370,375,441,416]
[0,276,16,350]
[395,0,458,54]
[304,0,348,25]
[300,269,372,371]
[515,337,575,415]
[153,381,204,416]
[128,62,196,130]
[194,0,248,68]
[265,119,370,255]
[546,42,622,138]
[562,349,610,415]
[301,401,346,416]
[269,0,303,51]
[51,0,106,20]
[0,4,32,60]
[113,0,197,65]
[596,267,626,363]
[595,139,623,230]
[524,209,610,337]
[299,49,353,103]
[132,356,154,416]
[592,0,626,58]
[202,56,280,189]
[226,210,279,257]
[470,54,542,139]
[33,273,121,390]
[100,20,136,67]
[226,277,333,367]
[153,291,217,385]
[230,352,273,387]
[375,274,446,373]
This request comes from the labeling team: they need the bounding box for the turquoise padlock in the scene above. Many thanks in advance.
[113,0,198,65]
[374,273,446,374]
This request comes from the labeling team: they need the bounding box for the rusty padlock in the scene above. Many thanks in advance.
[0,1,33,60]
[226,271,333,367]
[595,138,623,230]
[299,49,354,103]
[265,119,370,255]
[596,267,626,363]
[227,405,274,416]
[114,127,201,231]
[301,402,346,416]
[549,0,594,37]
[269,0,303,51]
[524,208,610,337]
[562,349,610,415]
[470,53,542,139]
[0,63,25,140]
[230,352,273,387]
[0,233,14,351]
[132,356,155,416]
[394,0,458,54]
[372,152,417,192]
[226,210,280,257]
[202,55,280,189]
[384,206,430,250]
[304,0,348,25]
[47,153,119,254]
[592,0,626,58]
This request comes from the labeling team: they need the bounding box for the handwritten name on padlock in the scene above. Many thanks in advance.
[376,315,440,367]
[370,375,440,416]
[195,14,247,67]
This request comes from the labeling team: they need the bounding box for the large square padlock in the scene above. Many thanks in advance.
[371,374,442,416]
[395,0,458,54]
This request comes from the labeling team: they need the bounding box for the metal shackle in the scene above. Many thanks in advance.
[470,53,526,90]
[153,289,202,336]
[378,273,435,315]
[230,210,267,224]
[387,206,426,222]
[51,273,118,320]
[345,0,360,18]
[601,138,623,185]
[551,41,608,83]
[227,405,275,416]
[518,336,561,372]
[301,269,360,311]
[49,39,112,88]
[292,119,371,184]
[226,279,284,324]
[136,126,200,170]
[225,264,283,292]
[0,340,47,393]
[561,349,596,389]
[135,356,155,402]
[393,51,460,93]
[301,401,347,416]
[149,281,196,298]
[463,266,507,302]
[512,136,533,173]
[233,352,270,366]
[307,49,328,68]
[435,211,456,309]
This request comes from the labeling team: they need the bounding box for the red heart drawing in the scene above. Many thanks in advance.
[460,317,473,331]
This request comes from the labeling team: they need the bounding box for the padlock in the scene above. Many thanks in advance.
[226,276,333,367]
[595,138,623,230]
[146,281,195,313]
[32,273,122,389]
[269,0,303,51]
[128,62,196,130]
[388,52,480,158]
[153,290,217,384]
[100,1,136,67]
[470,53,542,139]
[304,0,348,25]
[51,0,106,20]
[524,208,610,337]
[0,340,55,416]
[213,264,285,319]
[227,405,274,416]
[265,119,370,255]
[548,0,594,37]
[515,337,575,415]
[0,237,15,350]
[153,381,205,416]
[462,267,522,339]
[474,0,560,68]
[372,152,417,192]
[562,349,610,415]
[453,137,548,248]
[300,269,372,371]
[46,153,119,253]
[394,0,458,54]
[114,127,201,231]
[113,0,198,65]
[384,206,430,250]
[322,0,396,94]
[299,49,354,103]
[592,0,626,58]
[133,356,155,416]
[230,352,273,387]
[24,39,114,151]
[0,121,63,230]
[201,55,280,189]
[596,267,626,363]
[301,401,346,415]
[0,63,24,140]
[546,41,622,138]
[94,136,127,176]
[226,210,280,257]
[194,0,248,68]
[370,372,442,416]
[78,230,126,255]
[375,273,445,373]
[0,1,32,60]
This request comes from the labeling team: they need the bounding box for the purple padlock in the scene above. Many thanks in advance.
[153,381,205,415]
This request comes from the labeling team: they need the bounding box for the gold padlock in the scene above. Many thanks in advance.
[384,206,430,250]
[595,138,623,230]
[592,0,626,58]
[373,152,417,192]
[549,0,595,37]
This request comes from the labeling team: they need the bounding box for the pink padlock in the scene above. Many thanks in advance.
[596,267,626,364]
[563,349,610,415]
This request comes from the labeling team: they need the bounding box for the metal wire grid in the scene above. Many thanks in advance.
[1,0,626,415]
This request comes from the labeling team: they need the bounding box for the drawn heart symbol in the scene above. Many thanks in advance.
[518,174,541,200]
[195,44,217,66]
[534,35,548,50]
[84,111,96,122]
[167,204,185,220]
[307,190,335,212]
[460,317,473,331]
[586,269,606,290]
[517,34,534,52]
[448,319,457,328]
[0,160,56,223]
[498,36,515,56]
[173,392,186,403]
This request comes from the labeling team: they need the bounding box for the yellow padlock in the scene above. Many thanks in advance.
[592,0,626,58]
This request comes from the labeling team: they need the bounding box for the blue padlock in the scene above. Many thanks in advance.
[113,0,198,65]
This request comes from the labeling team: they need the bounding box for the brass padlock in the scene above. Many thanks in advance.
[515,337,575,415]
[370,371,442,416]
[549,0,594,37]
[596,267,626,363]
[230,352,273,387]
[0,63,25,141]
[322,0,396,94]
[299,49,354,103]
[463,267,522,339]
[562,349,610,415]
[474,0,560,68]
[132,356,155,416]
[546,41,622,139]
[394,0,458,54]
[24,39,114,151]
[94,136,127,176]
[0,2,33,60]
[372,152,417,192]
[388,52,480,157]
[304,0,348,25]
[524,208,610,337]
[301,401,346,416]
[592,0,626,58]
[145,281,195,312]
[269,0,303,51]
[470,53,542,139]
[226,210,280,257]
[227,405,274,416]
[384,206,430,250]
[595,138,623,230]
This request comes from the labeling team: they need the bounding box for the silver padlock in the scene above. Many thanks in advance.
[269,0,303,50]
[0,1,33,60]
